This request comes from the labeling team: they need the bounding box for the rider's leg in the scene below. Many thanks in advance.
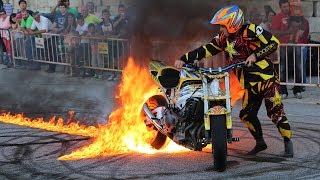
[264,78,293,158]
[239,87,267,155]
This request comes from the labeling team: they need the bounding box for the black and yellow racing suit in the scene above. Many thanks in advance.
[180,23,292,141]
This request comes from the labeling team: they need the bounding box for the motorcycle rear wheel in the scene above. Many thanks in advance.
[210,114,227,172]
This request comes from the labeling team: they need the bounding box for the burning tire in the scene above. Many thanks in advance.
[143,95,168,150]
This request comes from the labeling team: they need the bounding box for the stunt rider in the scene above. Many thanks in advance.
[175,5,293,157]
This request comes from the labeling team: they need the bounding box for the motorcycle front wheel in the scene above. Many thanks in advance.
[210,114,227,172]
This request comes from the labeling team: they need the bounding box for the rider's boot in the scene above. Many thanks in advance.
[247,138,267,155]
[283,138,294,158]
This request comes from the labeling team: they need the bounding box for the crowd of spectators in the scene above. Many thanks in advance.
[246,0,310,99]
[0,0,130,80]
[0,0,316,86]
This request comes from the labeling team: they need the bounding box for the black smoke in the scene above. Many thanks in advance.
[126,0,230,63]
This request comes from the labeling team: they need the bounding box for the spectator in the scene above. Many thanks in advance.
[28,12,52,70]
[64,30,81,76]
[2,0,12,16]
[16,0,33,21]
[271,0,292,98]
[18,10,34,69]
[0,9,10,29]
[51,3,69,34]
[81,7,102,25]
[52,0,79,18]
[113,4,129,38]
[76,15,88,35]
[0,1,2,10]
[100,5,111,19]
[86,2,98,16]
[98,9,117,80]
[75,15,90,77]
[272,0,309,99]
[86,23,103,79]
[261,5,276,31]
[99,9,113,36]
[248,8,263,25]
[0,9,11,67]
[20,11,33,34]
[62,13,77,34]
[9,13,24,64]
[9,13,19,30]
[29,12,51,35]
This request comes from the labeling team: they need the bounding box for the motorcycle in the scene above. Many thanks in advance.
[142,60,244,171]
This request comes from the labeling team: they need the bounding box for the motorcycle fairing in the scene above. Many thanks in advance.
[149,60,180,89]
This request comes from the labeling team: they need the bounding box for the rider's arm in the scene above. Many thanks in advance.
[248,24,280,60]
[180,38,223,63]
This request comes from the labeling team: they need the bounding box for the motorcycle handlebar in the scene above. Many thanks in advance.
[183,62,245,74]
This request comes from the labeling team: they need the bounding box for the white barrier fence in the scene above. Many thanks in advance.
[9,31,130,73]
[278,43,320,87]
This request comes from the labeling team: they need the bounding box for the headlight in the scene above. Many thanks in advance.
[210,79,220,96]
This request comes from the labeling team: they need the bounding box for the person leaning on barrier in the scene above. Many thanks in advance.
[28,12,51,35]
[175,5,294,158]
[19,11,34,35]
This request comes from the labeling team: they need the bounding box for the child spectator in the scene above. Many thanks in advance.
[62,13,77,34]
[64,30,81,76]
[87,23,103,79]
[76,15,88,35]
[99,9,113,36]
[9,13,19,30]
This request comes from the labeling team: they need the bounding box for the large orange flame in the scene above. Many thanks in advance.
[0,57,244,161]
[59,58,189,160]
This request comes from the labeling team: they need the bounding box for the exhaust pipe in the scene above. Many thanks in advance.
[143,103,164,131]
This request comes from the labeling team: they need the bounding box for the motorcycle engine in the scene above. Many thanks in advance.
[155,96,206,151]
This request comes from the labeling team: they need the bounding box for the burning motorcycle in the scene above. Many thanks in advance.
[142,60,244,171]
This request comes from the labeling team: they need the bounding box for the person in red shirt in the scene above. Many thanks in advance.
[271,0,308,99]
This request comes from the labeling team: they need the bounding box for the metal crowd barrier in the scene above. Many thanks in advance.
[10,30,130,73]
[277,43,320,87]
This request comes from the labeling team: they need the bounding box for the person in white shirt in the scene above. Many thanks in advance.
[29,12,52,35]
[76,15,88,36]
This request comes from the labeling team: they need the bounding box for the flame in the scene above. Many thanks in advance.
[229,72,245,106]
[0,57,243,161]
[59,58,189,160]
[0,113,97,137]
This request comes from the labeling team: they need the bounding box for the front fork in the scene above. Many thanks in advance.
[204,110,235,143]
[203,75,238,144]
